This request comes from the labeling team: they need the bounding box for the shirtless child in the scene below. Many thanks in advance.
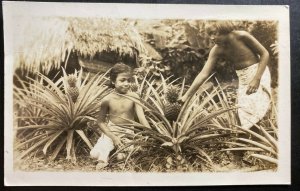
[180,21,271,130]
[90,63,150,169]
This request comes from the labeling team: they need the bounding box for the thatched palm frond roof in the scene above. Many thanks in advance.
[69,18,146,58]
[15,17,73,74]
[15,17,147,74]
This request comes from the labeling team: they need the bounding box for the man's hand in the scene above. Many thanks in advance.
[246,78,260,95]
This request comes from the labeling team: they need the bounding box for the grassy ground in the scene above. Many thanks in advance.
[14,151,274,172]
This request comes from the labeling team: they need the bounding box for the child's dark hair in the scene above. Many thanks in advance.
[206,21,236,35]
[109,62,132,87]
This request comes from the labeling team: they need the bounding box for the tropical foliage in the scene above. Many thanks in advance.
[14,69,110,162]
[136,20,278,86]
[110,75,239,171]
[13,18,279,172]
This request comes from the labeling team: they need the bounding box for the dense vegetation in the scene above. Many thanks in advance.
[13,18,278,172]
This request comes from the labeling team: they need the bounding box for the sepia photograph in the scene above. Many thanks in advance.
[3,2,290,186]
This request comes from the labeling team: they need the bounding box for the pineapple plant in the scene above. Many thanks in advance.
[164,86,182,122]
[115,77,237,172]
[130,83,139,92]
[67,74,79,103]
[14,68,110,162]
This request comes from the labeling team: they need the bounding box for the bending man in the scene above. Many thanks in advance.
[180,21,271,129]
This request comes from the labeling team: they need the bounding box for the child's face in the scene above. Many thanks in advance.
[113,72,131,94]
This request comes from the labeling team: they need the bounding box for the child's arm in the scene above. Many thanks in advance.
[132,93,151,128]
[180,45,220,102]
[97,98,123,148]
[239,31,270,95]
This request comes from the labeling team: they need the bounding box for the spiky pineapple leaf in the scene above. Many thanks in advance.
[17,136,51,160]
[66,130,74,160]
[75,130,93,149]
[42,130,64,154]
[250,153,278,164]
[161,142,174,147]
[252,123,278,150]
[221,147,264,152]
[49,137,67,161]
[234,125,274,148]
[237,138,277,155]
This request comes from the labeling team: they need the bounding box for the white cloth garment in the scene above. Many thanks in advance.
[236,63,271,129]
[90,121,133,162]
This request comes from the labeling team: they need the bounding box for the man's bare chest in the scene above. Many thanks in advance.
[219,43,257,68]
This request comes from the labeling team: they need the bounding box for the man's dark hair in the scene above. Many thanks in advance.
[206,21,236,35]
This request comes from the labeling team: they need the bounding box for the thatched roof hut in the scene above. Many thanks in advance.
[14,17,147,74]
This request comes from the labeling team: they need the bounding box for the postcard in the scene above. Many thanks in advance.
[3,1,290,186]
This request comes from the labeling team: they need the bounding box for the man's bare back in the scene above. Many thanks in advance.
[214,31,259,70]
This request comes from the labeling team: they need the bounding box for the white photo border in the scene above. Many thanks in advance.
[3,1,291,186]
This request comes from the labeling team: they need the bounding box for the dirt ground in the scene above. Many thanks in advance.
[14,154,274,173]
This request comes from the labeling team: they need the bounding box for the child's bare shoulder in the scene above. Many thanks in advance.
[101,93,114,105]
[127,91,140,99]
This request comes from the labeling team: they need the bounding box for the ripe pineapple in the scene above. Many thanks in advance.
[67,75,77,87]
[67,87,79,103]
[67,75,79,102]
[164,86,182,122]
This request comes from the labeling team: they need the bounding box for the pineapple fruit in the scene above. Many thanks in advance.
[164,86,182,122]
[67,87,79,102]
[67,75,77,87]
[67,75,79,103]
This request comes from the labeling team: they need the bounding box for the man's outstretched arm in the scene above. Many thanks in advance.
[180,45,219,102]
